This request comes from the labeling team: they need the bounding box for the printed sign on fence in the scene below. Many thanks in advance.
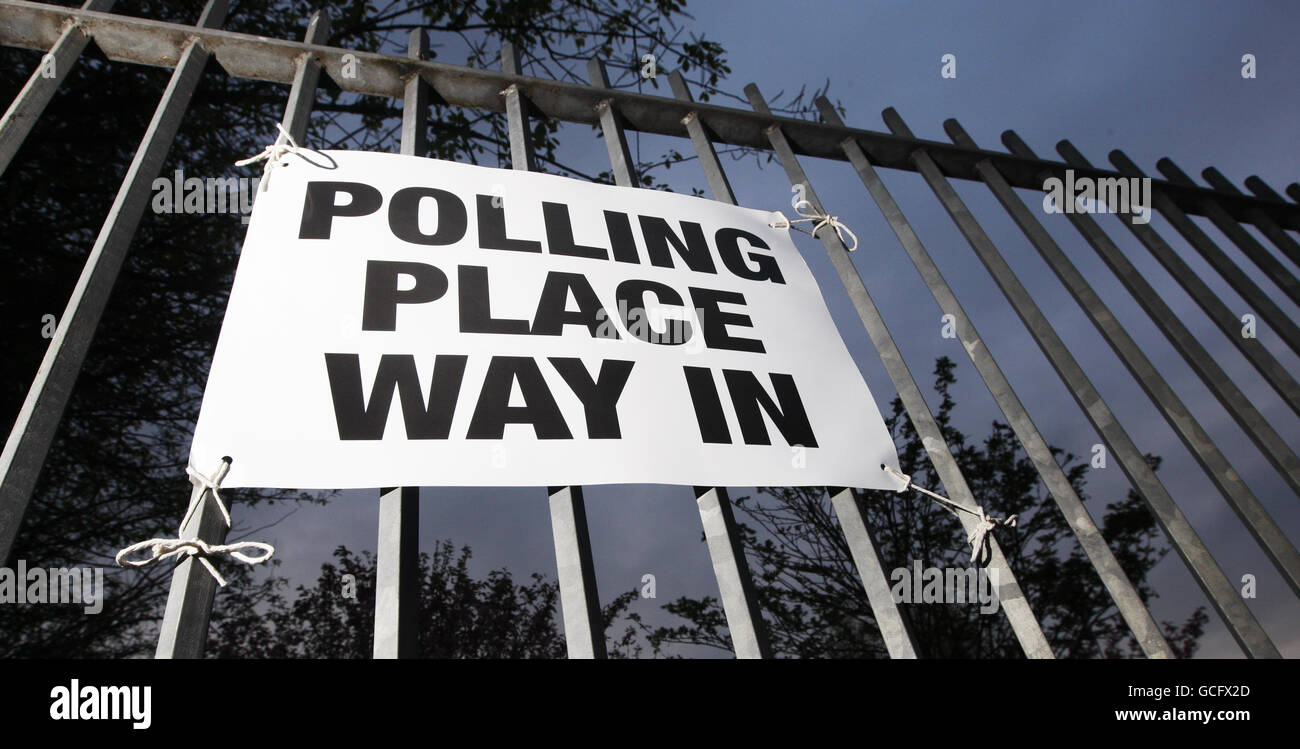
[189,151,905,490]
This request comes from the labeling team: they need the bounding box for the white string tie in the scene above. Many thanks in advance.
[235,122,306,193]
[116,538,275,588]
[881,464,1017,565]
[770,199,859,251]
[965,507,1012,567]
[115,458,276,587]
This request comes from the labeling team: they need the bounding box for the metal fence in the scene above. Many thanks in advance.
[1,0,1297,659]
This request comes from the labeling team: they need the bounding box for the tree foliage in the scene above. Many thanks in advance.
[209,542,640,658]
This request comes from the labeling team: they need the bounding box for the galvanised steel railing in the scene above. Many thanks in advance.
[1,0,1297,659]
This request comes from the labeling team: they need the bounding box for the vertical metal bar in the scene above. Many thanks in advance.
[1110,151,1300,357]
[156,8,330,660]
[500,43,535,171]
[973,127,1300,599]
[627,68,772,659]
[1244,175,1291,205]
[501,43,606,658]
[693,485,771,658]
[1035,139,1300,502]
[587,58,638,187]
[1208,169,1300,270]
[156,474,229,658]
[1156,159,1300,305]
[399,29,429,157]
[0,0,115,177]
[667,72,737,204]
[830,488,918,658]
[548,486,606,658]
[906,111,1275,657]
[1057,143,1300,420]
[279,12,330,143]
[374,28,428,660]
[742,84,1053,659]
[156,11,330,660]
[812,95,1145,658]
[374,486,419,658]
[0,0,229,567]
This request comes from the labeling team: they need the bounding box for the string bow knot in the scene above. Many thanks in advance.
[116,538,274,588]
[966,507,1017,566]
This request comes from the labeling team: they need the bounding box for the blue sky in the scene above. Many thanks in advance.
[234,0,1300,657]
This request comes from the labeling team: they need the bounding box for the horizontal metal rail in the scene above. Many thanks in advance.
[1,0,1297,231]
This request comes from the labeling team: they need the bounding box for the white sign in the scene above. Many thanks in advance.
[189,151,905,491]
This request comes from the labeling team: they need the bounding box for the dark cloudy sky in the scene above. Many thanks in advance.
[233,0,1300,658]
